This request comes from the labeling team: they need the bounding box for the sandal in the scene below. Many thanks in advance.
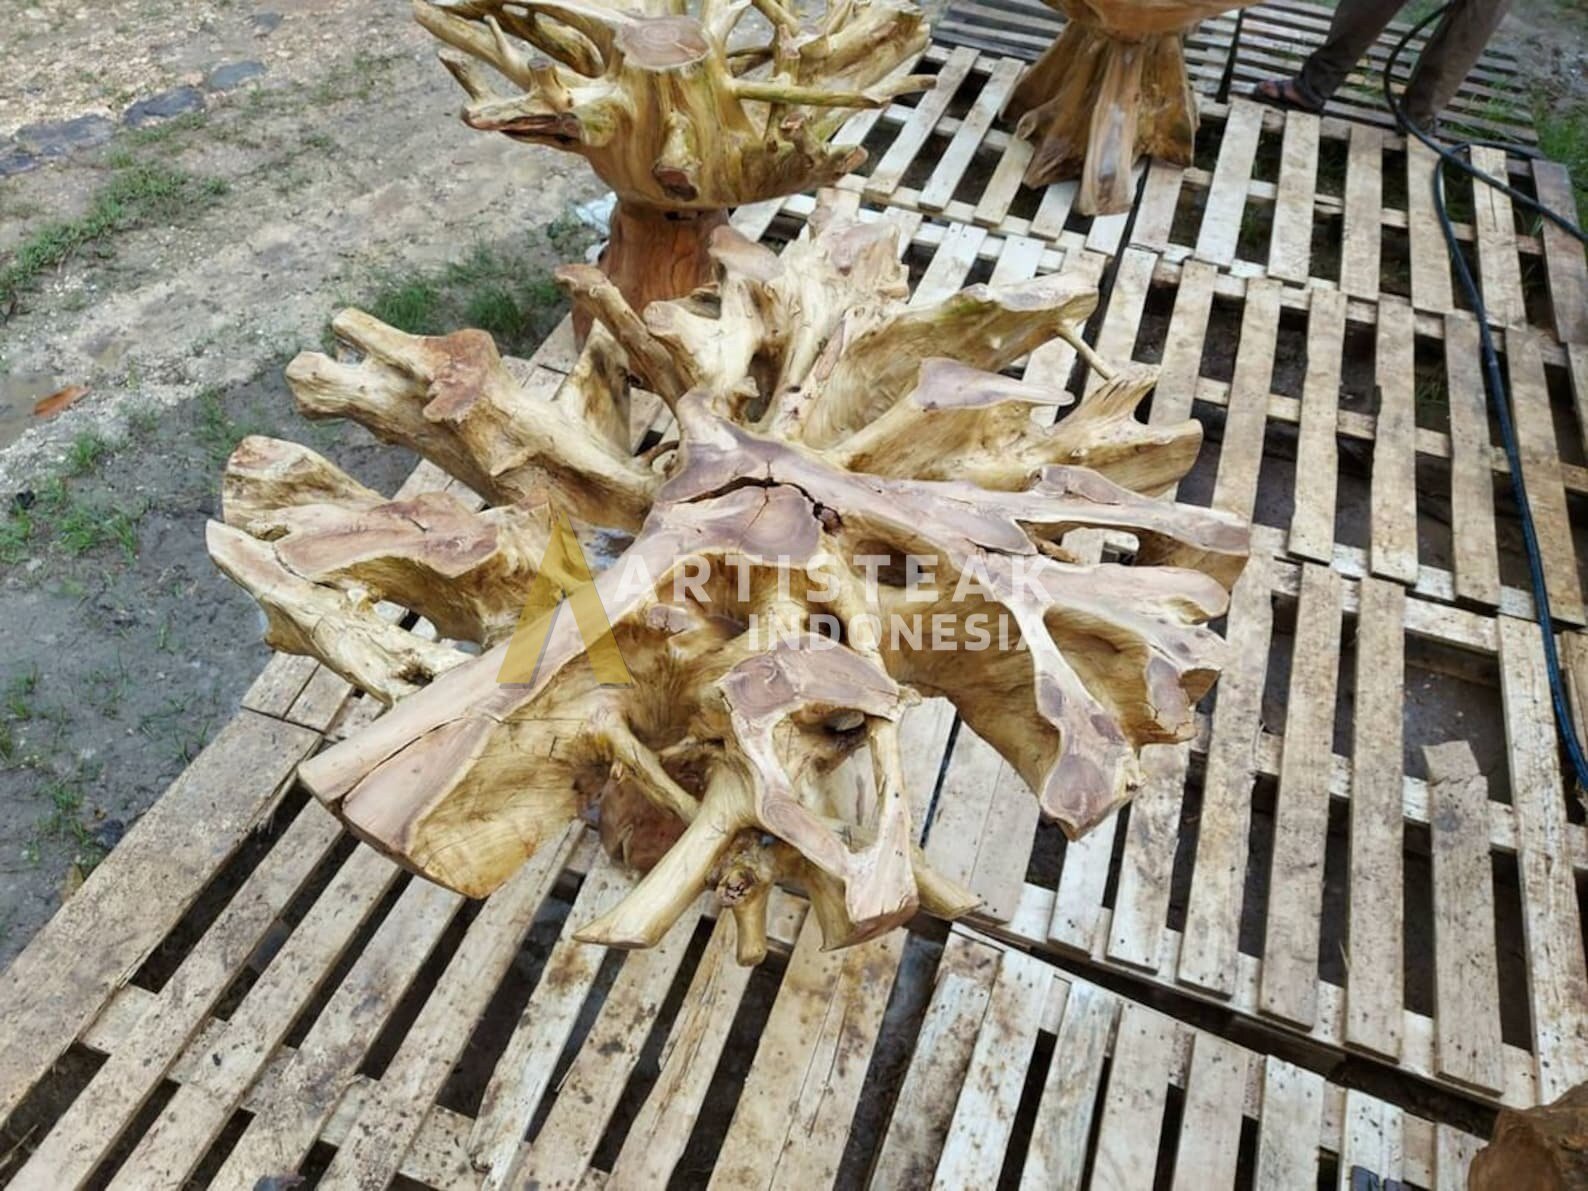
[1251,77,1325,115]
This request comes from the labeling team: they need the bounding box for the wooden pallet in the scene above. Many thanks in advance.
[5,40,1588,1182]
[742,193,1588,629]
[735,193,1588,1114]
[1139,98,1588,346]
[960,551,1588,1113]
[881,928,1487,1189]
[934,0,1537,145]
[0,752,1490,1190]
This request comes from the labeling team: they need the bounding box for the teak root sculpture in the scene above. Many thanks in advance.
[209,192,1249,962]
[1004,0,1261,215]
[415,0,930,330]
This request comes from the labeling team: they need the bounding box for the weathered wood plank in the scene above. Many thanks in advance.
[0,710,318,1122]
[1021,979,1119,1190]
[1195,97,1264,266]
[1260,564,1344,1029]
[1369,296,1418,583]
[1179,556,1274,998]
[1340,125,1384,300]
[932,948,1050,1188]
[1288,286,1345,562]
[1423,742,1505,1095]
[1345,577,1406,1060]
[1268,111,1320,283]
[1211,278,1282,520]
[1254,1056,1324,1190]
[1498,616,1588,1099]
[1444,312,1502,606]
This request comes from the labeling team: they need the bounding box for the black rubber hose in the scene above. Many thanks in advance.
[1381,2,1588,792]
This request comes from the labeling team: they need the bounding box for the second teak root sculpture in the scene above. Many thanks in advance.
[416,0,930,328]
[210,192,1248,963]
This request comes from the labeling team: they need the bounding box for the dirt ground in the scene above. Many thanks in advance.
[0,0,606,965]
[0,0,1584,975]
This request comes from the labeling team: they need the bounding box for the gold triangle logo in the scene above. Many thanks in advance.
[498,508,634,687]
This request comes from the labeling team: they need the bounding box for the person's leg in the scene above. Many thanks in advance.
[1295,0,1405,107]
[1400,0,1514,127]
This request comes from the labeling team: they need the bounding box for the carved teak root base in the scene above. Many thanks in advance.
[209,192,1249,961]
[1005,0,1261,215]
[415,0,931,328]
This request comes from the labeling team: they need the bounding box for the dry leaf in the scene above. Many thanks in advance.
[33,384,88,418]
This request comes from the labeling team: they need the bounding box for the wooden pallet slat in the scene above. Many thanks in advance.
[110,843,406,1186]
[708,921,903,1189]
[1288,286,1345,562]
[204,878,465,1187]
[931,949,1049,1188]
[1506,328,1586,625]
[1260,563,1345,1030]
[1470,144,1525,328]
[1339,1089,1405,1188]
[607,898,803,1188]
[1423,741,1505,1096]
[987,231,1046,286]
[1344,577,1407,1062]
[1369,296,1419,583]
[1533,160,1588,345]
[1268,111,1321,283]
[1340,124,1385,300]
[920,56,1024,213]
[1021,978,1119,1191]
[1090,1002,1176,1188]
[1151,258,1218,427]
[1211,277,1282,520]
[1132,159,1185,254]
[317,824,584,1190]
[865,47,979,201]
[1178,555,1274,998]
[1570,343,1588,459]
[1498,615,1588,1101]
[1407,138,1454,314]
[1254,1056,1325,1190]
[872,936,997,1189]
[1444,311,1503,606]
[1170,1034,1249,1191]
[1195,98,1265,267]
[972,133,1035,229]
[514,898,704,1189]
[928,729,1039,922]
[469,855,633,1189]
[9,801,345,1190]
[1105,744,1189,973]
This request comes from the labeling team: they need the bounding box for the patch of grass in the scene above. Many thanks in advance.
[122,111,209,147]
[86,657,130,718]
[1533,89,1588,220]
[55,499,145,559]
[0,722,15,766]
[0,508,34,565]
[0,159,228,310]
[4,667,40,722]
[0,458,146,568]
[354,235,591,358]
[194,386,270,466]
[65,430,112,476]
[310,51,400,105]
[34,768,104,866]
[138,697,212,764]
[127,405,161,437]
[369,280,443,333]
